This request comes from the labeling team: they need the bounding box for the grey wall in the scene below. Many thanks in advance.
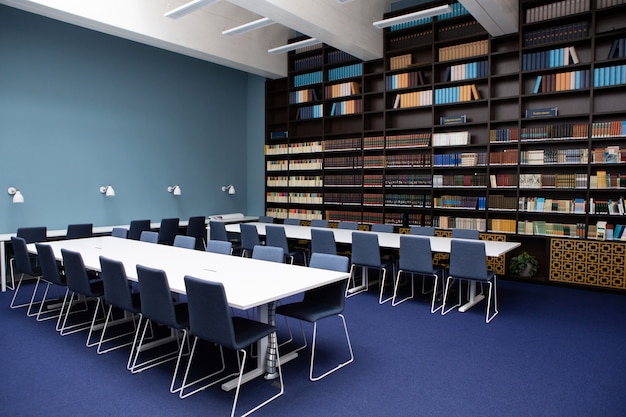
[0,5,266,232]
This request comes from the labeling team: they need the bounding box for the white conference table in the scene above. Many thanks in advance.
[226,222,521,311]
[27,236,348,390]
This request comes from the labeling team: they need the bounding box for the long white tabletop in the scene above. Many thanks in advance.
[225,223,521,258]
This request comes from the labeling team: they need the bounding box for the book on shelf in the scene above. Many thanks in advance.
[525,107,558,118]
[440,115,467,125]
[608,38,626,60]
[270,131,288,139]
[533,76,542,94]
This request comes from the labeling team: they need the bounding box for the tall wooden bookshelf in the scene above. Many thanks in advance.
[264,0,626,289]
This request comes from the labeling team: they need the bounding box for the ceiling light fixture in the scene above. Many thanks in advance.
[222,17,274,36]
[164,0,219,19]
[268,38,321,55]
[372,4,452,29]
[7,187,24,204]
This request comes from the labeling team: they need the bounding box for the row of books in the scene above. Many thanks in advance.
[327,63,362,82]
[329,99,362,116]
[389,54,415,71]
[591,171,626,188]
[296,104,323,120]
[520,123,589,140]
[364,174,384,187]
[520,197,586,214]
[385,213,429,226]
[324,137,361,152]
[363,194,384,206]
[323,174,362,187]
[596,0,626,9]
[386,133,431,148]
[385,174,432,187]
[326,210,368,223]
[596,221,626,241]
[489,219,518,234]
[525,0,590,24]
[489,149,519,165]
[287,175,323,187]
[433,151,487,167]
[363,136,385,150]
[432,131,470,147]
[593,64,626,87]
[438,39,488,62]
[324,192,362,205]
[434,84,480,104]
[386,154,431,168]
[444,60,488,82]
[363,155,385,168]
[266,159,323,171]
[433,195,487,210]
[387,2,471,31]
[385,71,426,90]
[590,198,626,214]
[293,71,322,87]
[433,174,488,187]
[388,30,434,52]
[292,54,323,72]
[265,208,323,220]
[591,146,624,164]
[488,195,518,211]
[607,37,626,59]
[264,141,323,155]
[437,20,486,42]
[532,69,591,93]
[385,194,432,208]
[432,217,486,231]
[520,148,588,165]
[324,156,363,169]
[591,120,626,137]
[522,46,580,71]
[327,50,357,65]
[523,21,589,47]
[392,89,433,108]
[517,220,584,238]
[325,81,360,98]
[490,174,519,188]
[490,128,520,143]
[519,173,588,188]
[289,88,318,104]
[265,192,323,205]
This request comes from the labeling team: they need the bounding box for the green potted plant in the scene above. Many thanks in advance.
[509,251,539,278]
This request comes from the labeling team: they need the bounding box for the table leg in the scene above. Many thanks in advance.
[458,281,485,312]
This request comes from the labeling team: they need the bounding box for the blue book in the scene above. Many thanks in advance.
[533,76,542,94]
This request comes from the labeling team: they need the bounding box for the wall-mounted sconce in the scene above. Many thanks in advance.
[99,184,116,197]
[167,184,182,196]
[221,184,236,195]
[7,187,24,203]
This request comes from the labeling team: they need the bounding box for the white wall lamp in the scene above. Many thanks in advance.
[222,17,274,36]
[168,184,182,196]
[7,187,24,203]
[221,184,236,195]
[268,38,322,54]
[99,184,116,197]
[372,4,452,29]
[164,0,219,19]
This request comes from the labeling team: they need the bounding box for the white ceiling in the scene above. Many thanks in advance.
[0,0,517,79]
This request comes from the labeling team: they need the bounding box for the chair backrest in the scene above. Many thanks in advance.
[371,223,394,233]
[206,240,233,255]
[99,256,135,311]
[111,227,128,238]
[252,245,284,263]
[158,218,179,245]
[259,216,274,224]
[136,264,181,328]
[173,235,196,249]
[264,226,289,254]
[310,219,329,228]
[184,276,237,349]
[208,220,228,241]
[399,235,434,274]
[36,243,65,286]
[11,236,37,276]
[350,232,382,268]
[17,226,47,243]
[451,228,480,240]
[283,218,300,226]
[338,221,359,230]
[61,249,98,297]
[304,253,350,309]
[66,223,93,239]
[310,228,337,255]
[128,220,151,240]
[410,226,435,236]
[186,216,207,248]
[240,223,261,251]
[449,239,489,281]
[140,231,159,243]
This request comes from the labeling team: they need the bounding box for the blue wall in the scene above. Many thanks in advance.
[0,5,266,232]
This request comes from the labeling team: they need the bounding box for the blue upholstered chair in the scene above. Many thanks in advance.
[451,228,480,240]
[276,253,353,381]
[209,220,229,241]
[158,218,179,245]
[310,228,337,256]
[111,227,128,238]
[251,245,284,263]
[441,239,498,323]
[265,225,306,265]
[409,225,435,236]
[371,223,394,233]
[33,243,67,323]
[186,216,207,250]
[8,227,46,291]
[310,219,329,228]
[128,219,151,241]
[338,221,359,230]
[132,265,190,394]
[283,218,301,226]
[347,232,395,303]
[206,240,233,255]
[140,231,159,243]
[259,215,274,223]
[98,256,143,360]
[9,236,43,311]
[239,223,261,258]
[59,249,105,346]
[173,235,196,249]
[180,276,284,417]
[66,223,93,239]
[392,235,443,313]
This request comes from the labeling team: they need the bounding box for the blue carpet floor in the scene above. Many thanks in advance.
[2,279,626,417]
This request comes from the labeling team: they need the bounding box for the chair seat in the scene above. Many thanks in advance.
[231,316,277,350]
[276,302,342,323]
[86,279,105,298]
